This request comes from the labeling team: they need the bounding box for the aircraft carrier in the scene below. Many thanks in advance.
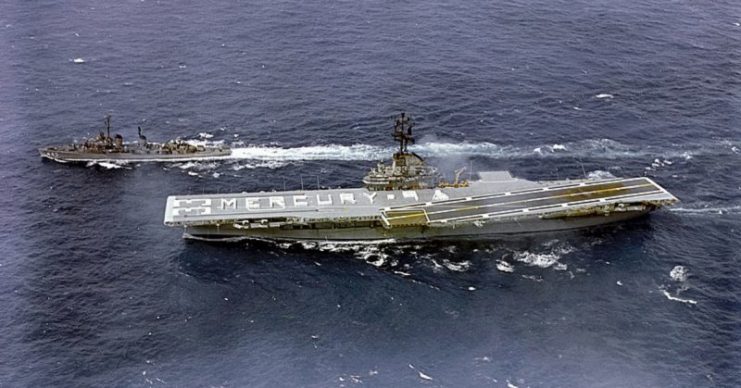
[39,115,231,163]
[163,113,678,241]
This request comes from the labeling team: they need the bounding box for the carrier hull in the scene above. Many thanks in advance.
[164,172,678,242]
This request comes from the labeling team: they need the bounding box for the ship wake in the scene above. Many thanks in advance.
[223,138,736,162]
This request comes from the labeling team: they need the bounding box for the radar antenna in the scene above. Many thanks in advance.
[393,112,415,154]
[104,114,111,139]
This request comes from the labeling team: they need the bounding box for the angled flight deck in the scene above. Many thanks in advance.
[382,177,676,227]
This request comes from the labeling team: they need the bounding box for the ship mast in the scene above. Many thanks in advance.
[104,114,111,139]
[393,112,414,154]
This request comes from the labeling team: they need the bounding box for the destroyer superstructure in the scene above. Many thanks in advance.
[39,115,231,163]
[164,113,678,241]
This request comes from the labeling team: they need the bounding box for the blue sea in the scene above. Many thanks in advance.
[1,0,739,386]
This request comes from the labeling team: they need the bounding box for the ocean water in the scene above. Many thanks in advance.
[1,0,740,386]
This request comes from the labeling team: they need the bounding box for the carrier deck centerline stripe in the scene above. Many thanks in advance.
[163,113,678,241]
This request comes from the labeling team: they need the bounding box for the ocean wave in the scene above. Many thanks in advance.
[86,161,128,169]
[661,290,697,305]
[669,205,741,215]
[511,241,574,269]
[496,260,515,273]
[230,161,290,171]
[175,161,221,171]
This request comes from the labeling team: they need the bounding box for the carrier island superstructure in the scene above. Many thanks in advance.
[164,113,678,241]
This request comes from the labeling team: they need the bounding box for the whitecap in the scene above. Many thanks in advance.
[587,170,616,179]
[553,262,568,271]
[513,251,561,268]
[72,58,85,64]
[176,161,219,171]
[184,138,226,148]
[496,260,514,273]
[551,144,567,151]
[662,290,697,305]
[442,260,470,272]
[430,259,445,272]
[595,93,614,99]
[521,275,543,282]
[670,205,741,215]
[198,132,214,139]
[409,364,433,381]
[670,265,688,282]
[231,161,288,170]
[86,161,126,169]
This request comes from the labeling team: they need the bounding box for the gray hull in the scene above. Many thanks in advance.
[164,171,677,242]
[39,148,231,163]
[182,210,650,241]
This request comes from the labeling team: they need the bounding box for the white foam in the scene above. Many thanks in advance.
[551,144,567,151]
[553,262,568,271]
[512,242,573,269]
[184,139,226,148]
[176,161,220,171]
[86,161,127,169]
[662,290,697,305]
[215,138,731,163]
[231,161,288,171]
[513,251,561,268]
[408,364,433,381]
[670,205,741,215]
[230,144,385,161]
[442,260,471,272]
[198,132,214,139]
[587,170,616,179]
[670,265,688,282]
[496,260,514,273]
[595,93,614,99]
[521,275,543,282]
[72,58,85,64]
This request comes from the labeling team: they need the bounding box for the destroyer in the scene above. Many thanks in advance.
[164,113,678,241]
[39,115,231,163]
